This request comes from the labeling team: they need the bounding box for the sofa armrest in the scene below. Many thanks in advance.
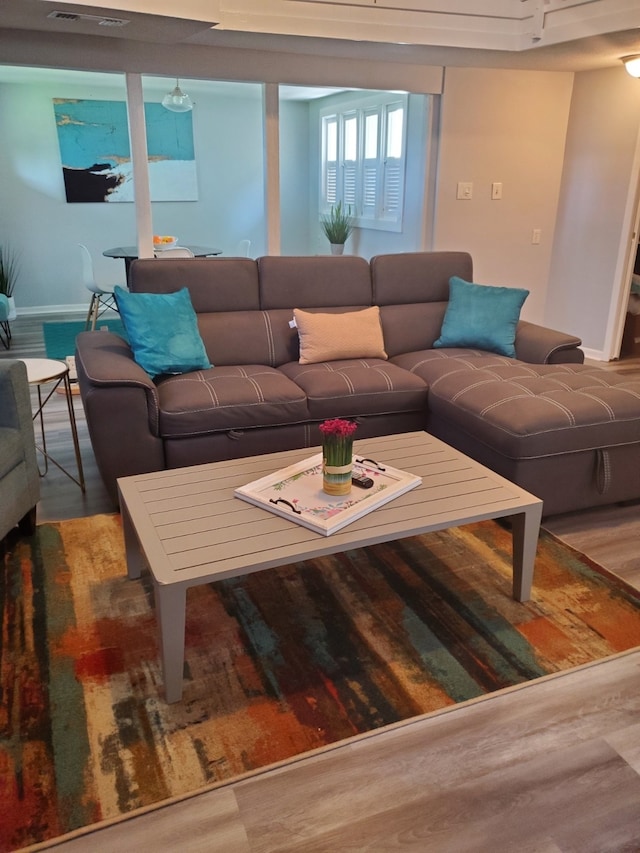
[75,331,165,505]
[514,321,584,364]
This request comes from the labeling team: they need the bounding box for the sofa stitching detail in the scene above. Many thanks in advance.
[163,398,307,416]
[575,392,615,420]
[261,311,276,366]
[479,395,577,426]
[371,368,394,391]
[304,389,422,402]
[448,377,516,401]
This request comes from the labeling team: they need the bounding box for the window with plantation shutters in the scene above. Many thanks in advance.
[320,93,407,232]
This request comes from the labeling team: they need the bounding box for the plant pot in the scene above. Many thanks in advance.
[322,460,353,495]
[330,243,344,256]
[7,296,16,321]
[322,437,353,496]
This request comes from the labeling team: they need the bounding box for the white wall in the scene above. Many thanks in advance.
[546,66,640,358]
[280,99,311,255]
[434,66,574,324]
[0,75,266,311]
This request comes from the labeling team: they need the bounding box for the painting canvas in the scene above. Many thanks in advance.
[53,98,198,203]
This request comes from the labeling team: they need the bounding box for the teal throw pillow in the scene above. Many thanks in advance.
[114,286,211,376]
[434,276,529,358]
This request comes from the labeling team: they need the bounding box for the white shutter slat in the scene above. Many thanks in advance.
[363,161,378,215]
[343,162,357,207]
[383,159,402,216]
[325,162,338,205]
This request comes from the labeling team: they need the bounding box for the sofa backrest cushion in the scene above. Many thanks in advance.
[371,251,473,305]
[379,303,449,358]
[258,255,373,309]
[129,258,260,312]
[371,252,473,357]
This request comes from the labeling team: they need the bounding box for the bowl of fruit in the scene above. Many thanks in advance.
[153,235,178,250]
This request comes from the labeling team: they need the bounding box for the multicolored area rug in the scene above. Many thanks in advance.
[42,319,127,359]
[3,514,640,851]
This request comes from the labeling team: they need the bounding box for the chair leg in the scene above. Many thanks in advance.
[0,319,10,349]
[90,294,100,330]
[86,295,97,330]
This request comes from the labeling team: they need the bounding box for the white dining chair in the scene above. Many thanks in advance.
[236,239,251,257]
[79,244,123,331]
[153,247,195,259]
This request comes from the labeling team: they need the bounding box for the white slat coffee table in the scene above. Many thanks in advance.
[117,432,543,702]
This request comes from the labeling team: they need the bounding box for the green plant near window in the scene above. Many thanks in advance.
[320,201,354,245]
[0,245,19,298]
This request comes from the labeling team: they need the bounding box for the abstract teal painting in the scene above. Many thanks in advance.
[53,98,198,203]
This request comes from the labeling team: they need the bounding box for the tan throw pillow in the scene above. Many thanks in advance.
[294,306,388,364]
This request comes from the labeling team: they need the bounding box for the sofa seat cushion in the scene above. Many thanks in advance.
[420,359,640,459]
[279,358,427,419]
[391,348,509,379]
[156,365,309,437]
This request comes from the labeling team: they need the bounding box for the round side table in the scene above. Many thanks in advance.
[22,358,86,492]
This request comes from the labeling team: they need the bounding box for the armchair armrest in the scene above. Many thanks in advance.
[75,331,164,505]
[0,360,34,433]
[0,360,40,539]
[514,321,584,364]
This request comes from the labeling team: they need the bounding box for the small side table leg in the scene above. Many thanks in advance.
[154,582,188,703]
[510,502,543,602]
[62,372,86,492]
[35,385,49,476]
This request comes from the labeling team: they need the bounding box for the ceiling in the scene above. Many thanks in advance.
[0,0,639,76]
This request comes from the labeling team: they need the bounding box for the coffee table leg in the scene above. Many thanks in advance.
[154,582,187,703]
[120,500,145,580]
[509,504,543,602]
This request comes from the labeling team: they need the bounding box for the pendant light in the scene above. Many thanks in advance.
[162,79,193,112]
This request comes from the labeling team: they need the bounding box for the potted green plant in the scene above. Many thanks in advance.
[320,201,354,255]
[0,244,19,320]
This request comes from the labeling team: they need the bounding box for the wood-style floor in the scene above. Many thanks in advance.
[4,313,640,852]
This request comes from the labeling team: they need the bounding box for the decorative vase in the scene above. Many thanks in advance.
[319,418,358,496]
[330,243,344,256]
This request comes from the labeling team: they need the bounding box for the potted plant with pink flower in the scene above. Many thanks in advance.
[319,418,358,495]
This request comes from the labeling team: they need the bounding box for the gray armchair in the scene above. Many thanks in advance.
[0,360,40,544]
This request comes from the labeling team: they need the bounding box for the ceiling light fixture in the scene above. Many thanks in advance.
[161,79,193,112]
[622,55,640,78]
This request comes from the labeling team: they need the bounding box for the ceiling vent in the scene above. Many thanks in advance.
[47,11,80,21]
[47,11,130,27]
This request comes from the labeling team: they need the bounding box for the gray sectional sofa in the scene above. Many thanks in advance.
[76,251,640,516]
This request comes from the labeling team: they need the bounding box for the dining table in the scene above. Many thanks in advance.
[103,245,223,280]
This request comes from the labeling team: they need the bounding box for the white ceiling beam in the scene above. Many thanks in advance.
[34,0,640,52]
